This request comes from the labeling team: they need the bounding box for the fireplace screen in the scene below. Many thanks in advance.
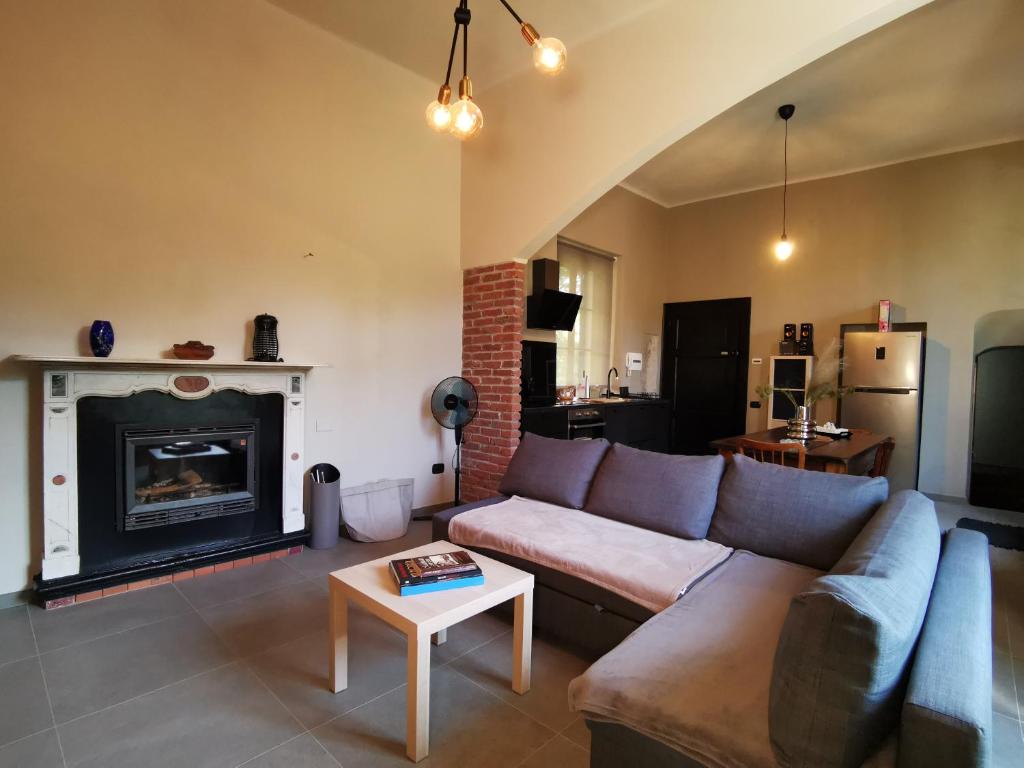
[118,423,258,531]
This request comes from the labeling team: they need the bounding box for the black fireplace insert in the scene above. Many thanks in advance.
[116,422,259,531]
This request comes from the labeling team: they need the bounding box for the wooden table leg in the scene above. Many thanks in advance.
[328,585,348,693]
[407,629,431,762]
[512,589,533,695]
[431,628,447,646]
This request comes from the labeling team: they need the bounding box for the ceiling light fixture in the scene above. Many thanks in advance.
[425,0,566,140]
[774,103,796,261]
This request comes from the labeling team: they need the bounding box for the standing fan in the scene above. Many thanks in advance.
[431,376,479,505]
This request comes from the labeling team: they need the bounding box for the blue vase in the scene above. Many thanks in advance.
[89,320,114,357]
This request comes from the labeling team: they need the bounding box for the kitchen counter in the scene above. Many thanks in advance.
[521,398,671,452]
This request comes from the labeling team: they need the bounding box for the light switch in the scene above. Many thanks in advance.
[315,420,333,432]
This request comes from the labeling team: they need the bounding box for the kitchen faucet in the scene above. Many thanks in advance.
[607,367,619,397]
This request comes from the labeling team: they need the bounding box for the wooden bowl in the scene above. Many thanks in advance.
[173,341,215,360]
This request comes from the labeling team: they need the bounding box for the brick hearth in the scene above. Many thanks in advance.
[461,262,525,501]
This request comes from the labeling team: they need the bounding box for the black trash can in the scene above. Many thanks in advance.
[309,463,341,550]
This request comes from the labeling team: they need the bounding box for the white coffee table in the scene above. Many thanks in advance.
[327,539,534,762]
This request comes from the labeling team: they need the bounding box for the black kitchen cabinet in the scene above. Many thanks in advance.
[605,402,670,452]
[520,407,569,439]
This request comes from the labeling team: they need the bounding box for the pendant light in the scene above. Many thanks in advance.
[425,0,566,140]
[774,104,796,261]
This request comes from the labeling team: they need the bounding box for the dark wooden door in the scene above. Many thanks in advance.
[660,298,751,454]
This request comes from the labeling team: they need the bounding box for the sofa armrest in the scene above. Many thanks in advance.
[898,528,992,768]
[431,496,507,542]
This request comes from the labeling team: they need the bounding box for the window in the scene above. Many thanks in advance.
[555,240,614,389]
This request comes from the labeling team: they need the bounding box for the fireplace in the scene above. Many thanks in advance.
[24,358,314,600]
[117,422,259,531]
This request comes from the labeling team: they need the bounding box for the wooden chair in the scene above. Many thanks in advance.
[869,438,895,478]
[737,437,806,469]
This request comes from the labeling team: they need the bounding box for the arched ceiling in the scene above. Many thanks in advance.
[267,0,666,90]
[621,0,1024,207]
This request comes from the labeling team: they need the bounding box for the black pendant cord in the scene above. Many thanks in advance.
[443,20,459,86]
[462,4,469,77]
[497,0,524,24]
[782,117,789,238]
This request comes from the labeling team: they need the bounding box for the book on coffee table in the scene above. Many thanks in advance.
[389,550,484,596]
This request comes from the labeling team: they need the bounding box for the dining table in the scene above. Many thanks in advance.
[710,427,893,475]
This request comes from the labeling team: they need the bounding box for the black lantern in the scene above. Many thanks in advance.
[250,314,281,362]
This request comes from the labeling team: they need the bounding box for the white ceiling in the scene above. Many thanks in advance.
[268,0,665,90]
[621,0,1024,207]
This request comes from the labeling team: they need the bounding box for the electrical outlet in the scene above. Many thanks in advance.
[751,357,763,365]
[750,401,762,409]
[431,463,444,475]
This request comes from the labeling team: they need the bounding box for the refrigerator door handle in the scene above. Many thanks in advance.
[851,387,917,395]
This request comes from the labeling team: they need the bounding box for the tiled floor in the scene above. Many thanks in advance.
[0,522,589,768]
[0,499,1021,768]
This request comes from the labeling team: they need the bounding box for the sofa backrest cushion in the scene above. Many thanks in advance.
[769,490,941,768]
[898,528,992,768]
[707,453,888,570]
[585,444,725,539]
[498,432,610,509]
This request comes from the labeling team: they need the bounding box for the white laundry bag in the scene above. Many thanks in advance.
[340,478,414,542]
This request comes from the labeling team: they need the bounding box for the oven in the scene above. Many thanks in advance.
[568,407,605,440]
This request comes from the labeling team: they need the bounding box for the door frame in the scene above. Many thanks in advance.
[661,297,751,453]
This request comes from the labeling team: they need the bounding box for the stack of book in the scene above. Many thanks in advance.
[389,550,484,596]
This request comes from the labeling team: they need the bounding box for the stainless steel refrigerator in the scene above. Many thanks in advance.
[837,324,926,491]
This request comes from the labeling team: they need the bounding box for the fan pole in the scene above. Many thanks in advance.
[453,423,463,505]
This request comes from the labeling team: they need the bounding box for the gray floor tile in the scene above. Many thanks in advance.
[240,734,338,768]
[0,658,52,748]
[431,609,512,665]
[246,608,408,729]
[58,663,301,768]
[992,712,1024,768]
[174,560,303,610]
[199,580,326,657]
[29,585,191,654]
[561,716,591,751]
[0,607,36,666]
[313,664,553,768]
[451,632,590,732]
[0,729,64,768]
[42,612,233,724]
[519,735,589,768]
[284,523,433,579]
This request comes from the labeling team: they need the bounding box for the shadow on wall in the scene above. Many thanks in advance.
[919,338,951,495]
[975,309,1024,353]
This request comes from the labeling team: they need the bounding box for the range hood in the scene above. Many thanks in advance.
[526,258,582,331]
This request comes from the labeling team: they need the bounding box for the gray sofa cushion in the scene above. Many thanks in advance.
[708,453,888,570]
[769,490,941,768]
[569,550,822,768]
[584,444,724,539]
[898,528,992,768]
[498,432,610,509]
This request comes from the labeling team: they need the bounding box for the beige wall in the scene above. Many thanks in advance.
[461,0,930,270]
[0,1,462,594]
[524,187,670,391]
[663,141,1024,497]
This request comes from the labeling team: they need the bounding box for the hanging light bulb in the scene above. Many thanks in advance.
[520,23,566,75]
[774,235,794,261]
[449,76,483,140]
[774,104,796,262]
[425,84,453,132]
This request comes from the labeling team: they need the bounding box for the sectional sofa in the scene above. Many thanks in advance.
[433,433,992,768]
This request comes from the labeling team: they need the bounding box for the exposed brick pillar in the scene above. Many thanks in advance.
[461,262,525,501]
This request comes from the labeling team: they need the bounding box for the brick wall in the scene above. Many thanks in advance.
[460,262,525,501]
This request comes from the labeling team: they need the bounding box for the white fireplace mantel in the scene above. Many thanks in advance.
[14,356,323,581]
